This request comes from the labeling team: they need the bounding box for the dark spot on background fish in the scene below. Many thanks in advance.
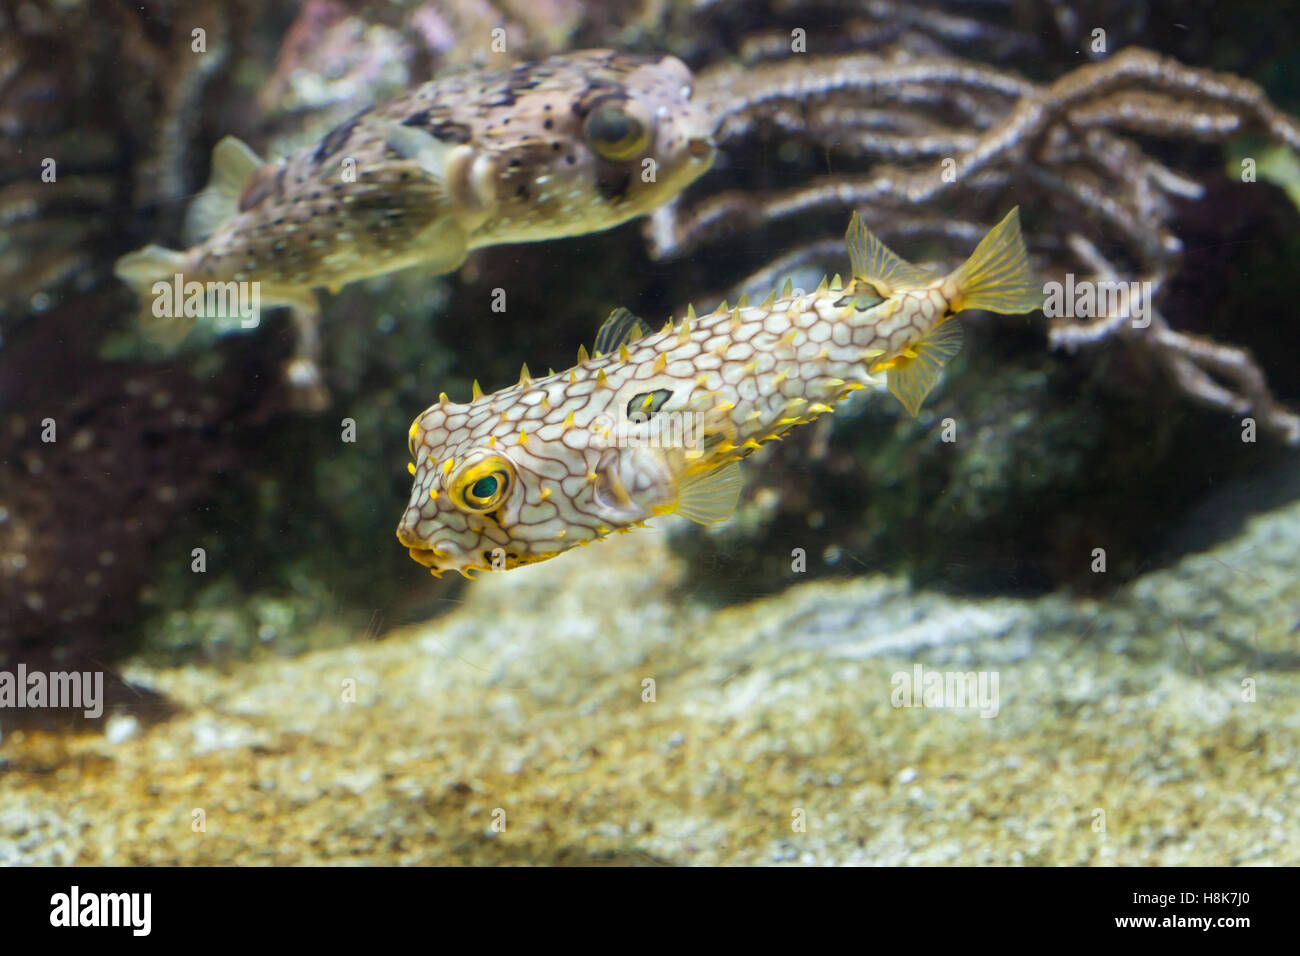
[486,70,544,107]
[430,121,473,144]
[398,109,471,143]
[595,161,631,202]
[314,107,369,163]
[238,165,286,212]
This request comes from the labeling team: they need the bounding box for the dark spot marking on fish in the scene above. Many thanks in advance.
[238,165,286,212]
[480,546,513,566]
[594,161,631,202]
[626,389,674,422]
[430,121,472,144]
[314,108,369,163]
[401,109,431,128]
[543,118,553,130]
[570,82,625,119]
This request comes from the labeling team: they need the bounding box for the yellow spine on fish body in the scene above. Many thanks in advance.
[398,208,1043,576]
[113,50,715,341]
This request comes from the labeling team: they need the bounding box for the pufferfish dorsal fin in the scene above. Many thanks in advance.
[887,319,964,417]
[845,212,937,292]
[183,136,265,246]
[593,307,651,356]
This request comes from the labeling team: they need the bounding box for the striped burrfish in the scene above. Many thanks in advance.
[114,50,715,337]
[398,208,1043,576]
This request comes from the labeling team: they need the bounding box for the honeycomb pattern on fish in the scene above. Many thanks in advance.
[398,209,1043,576]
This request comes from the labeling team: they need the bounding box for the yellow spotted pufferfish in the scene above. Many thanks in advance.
[398,208,1043,577]
[114,50,714,336]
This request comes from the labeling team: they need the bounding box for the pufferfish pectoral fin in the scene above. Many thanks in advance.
[674,461,744,525]
[887,319,964,417]
[183,136,266,246]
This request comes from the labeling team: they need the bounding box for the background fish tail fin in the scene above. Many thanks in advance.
[135,307,196,351]
[113,246,197,350]
[949,207,1041,315]
[114,244,187,293]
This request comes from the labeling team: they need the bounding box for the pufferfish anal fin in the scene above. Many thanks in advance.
[593,307,652,356]
[183,136,265,246]
[887,319,964,418]
[674,460,743,525]
[845,212,938,292]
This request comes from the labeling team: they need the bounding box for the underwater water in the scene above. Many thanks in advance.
[2,0,1299,868]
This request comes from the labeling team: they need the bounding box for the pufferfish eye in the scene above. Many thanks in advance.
[449,455,515,513]
[583,103,650,162]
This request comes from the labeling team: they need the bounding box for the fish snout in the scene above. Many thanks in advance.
[396,511,442,566]
[687,136,715,163]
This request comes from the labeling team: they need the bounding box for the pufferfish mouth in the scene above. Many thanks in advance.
[402,541,488,578]
[404,543,444,569]
[397,531,523,577]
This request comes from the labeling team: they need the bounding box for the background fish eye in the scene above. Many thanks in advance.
[583,103,650,161]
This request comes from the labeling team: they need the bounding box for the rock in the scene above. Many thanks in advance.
[2,487,1297,864]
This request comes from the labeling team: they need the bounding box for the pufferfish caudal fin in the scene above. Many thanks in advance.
[947,206,1042,315]
[183,135,265,246]
[846,207,1041,417]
